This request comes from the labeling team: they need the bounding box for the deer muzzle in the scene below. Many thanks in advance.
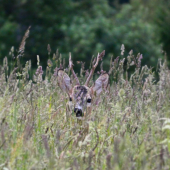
[74,108,83,117]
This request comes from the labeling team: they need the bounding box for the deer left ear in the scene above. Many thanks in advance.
[92,73,109,96]
[57,69,72,95]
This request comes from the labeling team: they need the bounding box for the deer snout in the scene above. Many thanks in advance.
[74,108,83,117]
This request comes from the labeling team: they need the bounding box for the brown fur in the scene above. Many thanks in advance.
[57,69,109,120]
[57,51,109,135]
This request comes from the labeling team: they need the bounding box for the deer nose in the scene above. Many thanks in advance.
[74,108,83,117]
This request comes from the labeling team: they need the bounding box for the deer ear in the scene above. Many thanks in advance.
[57,70,72,94]
[92,74,109,96]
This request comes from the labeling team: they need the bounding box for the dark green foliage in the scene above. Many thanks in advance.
[154,1,170,59]
[0,0,167,70]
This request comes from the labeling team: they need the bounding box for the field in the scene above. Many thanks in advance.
[1,43,170,170]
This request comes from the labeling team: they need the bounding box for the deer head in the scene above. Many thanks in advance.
[57,51,109,120]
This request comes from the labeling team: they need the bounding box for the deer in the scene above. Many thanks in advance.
[57,50,109,133]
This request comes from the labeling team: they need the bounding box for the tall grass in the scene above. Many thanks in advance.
[0,34,170,169]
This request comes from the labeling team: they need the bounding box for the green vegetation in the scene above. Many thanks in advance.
[0,36,170,169]
[1,1,170,168]
[1,0,170,69]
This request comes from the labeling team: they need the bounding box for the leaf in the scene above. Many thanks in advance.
[162,125,170,131]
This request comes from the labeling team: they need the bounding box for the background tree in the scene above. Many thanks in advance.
[0,0,169,71]
[154,0,170,59]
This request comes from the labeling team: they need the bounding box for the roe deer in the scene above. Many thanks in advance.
[57,50,109,122]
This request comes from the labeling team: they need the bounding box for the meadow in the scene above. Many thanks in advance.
[0,33,170,170]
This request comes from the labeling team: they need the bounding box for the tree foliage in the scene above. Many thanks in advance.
[154,1,170,58]
[0,0,168,70]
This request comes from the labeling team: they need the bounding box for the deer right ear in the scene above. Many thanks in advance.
[92,73,109,96]
[57,70,72,94]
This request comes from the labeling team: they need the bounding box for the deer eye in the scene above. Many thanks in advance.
[69,97,72,101]
[87,98,91,103]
